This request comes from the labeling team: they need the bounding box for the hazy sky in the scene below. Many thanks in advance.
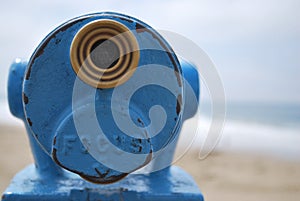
[1,0,299,103]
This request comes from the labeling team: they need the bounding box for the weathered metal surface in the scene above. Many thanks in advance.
[3,12,203,200]
[2,166,203,201]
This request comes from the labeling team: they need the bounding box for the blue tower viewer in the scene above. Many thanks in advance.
[3,12,204,201]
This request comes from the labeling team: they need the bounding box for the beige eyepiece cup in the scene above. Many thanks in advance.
[70,20,140,88]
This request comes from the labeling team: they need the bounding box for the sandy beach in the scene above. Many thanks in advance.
[1,124,300,201]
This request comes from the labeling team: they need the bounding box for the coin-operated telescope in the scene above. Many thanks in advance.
[3,12,203,201]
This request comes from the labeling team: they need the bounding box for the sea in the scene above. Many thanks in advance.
[185,101,300,161]
[1,96,299,161]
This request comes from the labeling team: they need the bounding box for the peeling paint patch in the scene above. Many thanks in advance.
[27,118,33,126]
[25,65,32,80]
[176,94,182,115]
[23,93,29,104]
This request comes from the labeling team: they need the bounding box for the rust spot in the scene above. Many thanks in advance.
[138,138,142,143]
[22,93,29,104]
[164,50,181,86]
[174,65,182,87]
[95,168,109,178]
[137,118,142,123]
[176,94,182,115]
[138,146,142,152]
[127,148,152,172]
[131,141,138,148]
[53,136,57,145]
[52,148,128,184]
[136,23,147,33]
[116,136,121,143]
[2,194,6,200]
[81,171,128,185]
[27,118,32,126]
[120,187,128,192]
[25,65,32,80]
[137,118,145,126]
[143,149,152,165]
[34,49,44,59]
[118,16,133,24]
[134,25,182,86]
[53,138,153,184]
[55,38,61,44]
[35,19,86,58]
[27,17,88,78]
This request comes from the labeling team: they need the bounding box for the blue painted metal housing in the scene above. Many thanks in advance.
[3,12,203,201]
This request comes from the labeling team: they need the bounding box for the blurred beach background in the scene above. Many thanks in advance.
[0,0,299,200]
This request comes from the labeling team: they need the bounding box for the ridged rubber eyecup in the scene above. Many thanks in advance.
[70,20,140,88]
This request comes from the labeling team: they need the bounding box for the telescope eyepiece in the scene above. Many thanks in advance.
[70,19,140,89]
